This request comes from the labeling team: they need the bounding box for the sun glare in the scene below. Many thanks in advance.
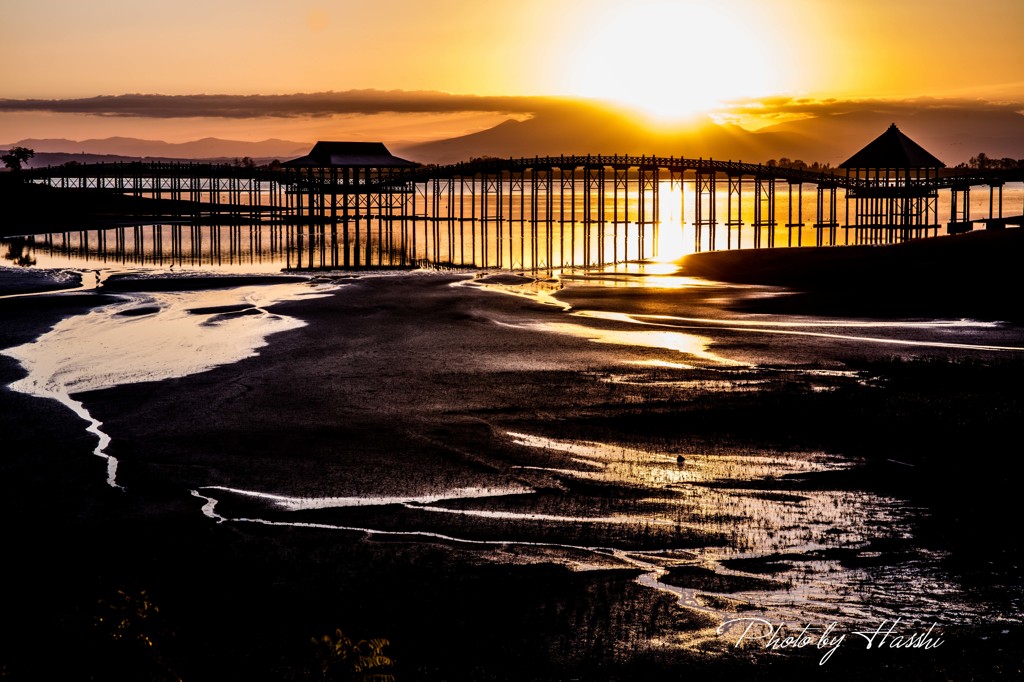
[564,1,776,122]
[656,182,688,260]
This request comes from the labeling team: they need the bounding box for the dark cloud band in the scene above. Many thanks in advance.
[0,90,568,118]
[721,96,1024,118]
[2,91,1020,123]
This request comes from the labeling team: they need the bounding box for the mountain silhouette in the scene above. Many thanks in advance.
[396,104,1024,166]
[394,103,770,164]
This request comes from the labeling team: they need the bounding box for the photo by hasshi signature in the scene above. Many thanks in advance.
[720,617,945,665]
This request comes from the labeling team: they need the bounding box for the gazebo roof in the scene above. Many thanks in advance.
[283,141,417,168]
[839,124,945,169]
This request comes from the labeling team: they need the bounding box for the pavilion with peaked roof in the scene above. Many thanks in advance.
[283,141,417,168]
[840,124,944,242]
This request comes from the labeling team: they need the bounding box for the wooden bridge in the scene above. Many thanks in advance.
[20,146,1024,271]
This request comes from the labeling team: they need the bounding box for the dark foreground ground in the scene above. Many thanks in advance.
[1,252,1023,680]
[680,228,1024,321]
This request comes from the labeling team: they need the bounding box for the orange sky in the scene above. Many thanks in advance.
[2,0,1023,143]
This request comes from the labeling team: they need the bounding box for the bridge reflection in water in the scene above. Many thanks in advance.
[15,209,668,273]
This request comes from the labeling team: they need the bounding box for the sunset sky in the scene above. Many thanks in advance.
[2,0,1023,145]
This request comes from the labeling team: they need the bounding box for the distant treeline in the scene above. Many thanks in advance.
[766,154,1024,172]
[763,158,832,171]
[955,153,1024,170]
[44,155,285,170]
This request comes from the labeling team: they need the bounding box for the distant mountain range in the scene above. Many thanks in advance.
[22,152,296,168]
[3,137,310,167]
[6,106,1023,169]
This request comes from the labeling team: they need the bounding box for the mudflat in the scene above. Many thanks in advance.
[1,262,1022,680]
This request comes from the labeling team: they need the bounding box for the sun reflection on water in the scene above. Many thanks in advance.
[515,320,740,367]
[656,182,688,261]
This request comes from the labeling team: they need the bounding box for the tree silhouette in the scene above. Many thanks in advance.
[2,146,35,171]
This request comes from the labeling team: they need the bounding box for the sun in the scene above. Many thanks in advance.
[562,1,777,122]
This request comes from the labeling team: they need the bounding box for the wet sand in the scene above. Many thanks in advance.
[2,266,1023,680]
[0,267,85,296]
